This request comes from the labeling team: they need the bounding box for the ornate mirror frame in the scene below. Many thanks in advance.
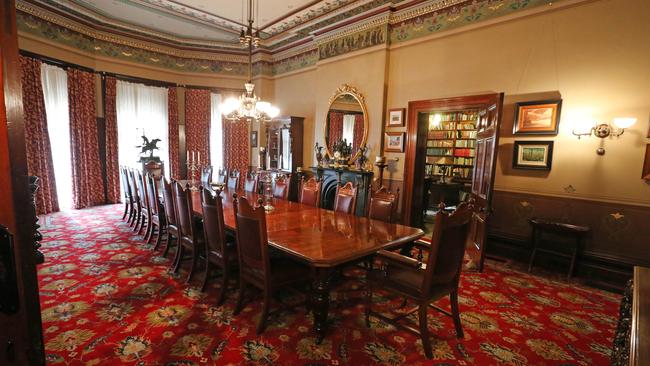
[324,84,369,164]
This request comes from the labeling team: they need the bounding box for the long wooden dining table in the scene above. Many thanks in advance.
[189,187,425,342]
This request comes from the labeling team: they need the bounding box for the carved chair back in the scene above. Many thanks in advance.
[161,177,178,228]
[227,169,240,190]
[422,202,473,296]
[201,187,227,256]
[244,171,258,193]
[272,174,290,200]
[201,166,213,186]
[172,181,195,241]
[299,177,321,207]
[233,195,271,283]
[367,186,400,223]
[333,182,357,214]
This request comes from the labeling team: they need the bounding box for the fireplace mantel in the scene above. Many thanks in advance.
[309,166,373,217]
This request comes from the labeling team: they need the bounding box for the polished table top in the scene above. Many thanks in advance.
[190,189,424,267]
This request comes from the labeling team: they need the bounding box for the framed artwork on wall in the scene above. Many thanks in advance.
[513,99,562,135]
[250,131,258,148]
[512,140,554,170]
[387,108,405,127]
[384,132,405,152]
[642,144,650,180]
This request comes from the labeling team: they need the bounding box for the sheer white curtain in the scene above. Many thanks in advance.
[41,64,72,210]
[210,93,223,172]
[342,114,356,143]
[116,81,169,176]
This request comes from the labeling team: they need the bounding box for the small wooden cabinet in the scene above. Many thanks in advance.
[265,116,304,173]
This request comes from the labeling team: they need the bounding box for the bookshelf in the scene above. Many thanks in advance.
[424,110,479,182]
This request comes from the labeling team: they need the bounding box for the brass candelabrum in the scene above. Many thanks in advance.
[186,150,203,191]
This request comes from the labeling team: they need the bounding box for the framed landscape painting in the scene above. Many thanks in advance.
[387,108,405,127]
[513,141,554,170]
[384,132,405,152]
[513,99,562,135]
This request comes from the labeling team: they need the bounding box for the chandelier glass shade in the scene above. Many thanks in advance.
[219,0,279,122]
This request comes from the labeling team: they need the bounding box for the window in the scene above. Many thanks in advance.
[210,93,223,170]
[342,114,356,143]
[116,81,169,176]
[41,64,72,210]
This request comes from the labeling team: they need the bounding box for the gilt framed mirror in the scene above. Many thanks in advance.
[324,84,369,164]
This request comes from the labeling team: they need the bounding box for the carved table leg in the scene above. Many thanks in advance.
[312,267,332,344]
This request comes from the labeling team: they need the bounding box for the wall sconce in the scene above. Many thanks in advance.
[572,117,637,155]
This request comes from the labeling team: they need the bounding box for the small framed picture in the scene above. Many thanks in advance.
[384,132,405,153]
[387,108,405,127]
[513,99,562,135]
[250,131,258,148]
[642,144,650,180]
[512,140,554,170]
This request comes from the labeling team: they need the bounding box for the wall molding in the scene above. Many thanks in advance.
[494,186,650,208]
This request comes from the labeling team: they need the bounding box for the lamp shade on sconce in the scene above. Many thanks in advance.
[613,117,637,129]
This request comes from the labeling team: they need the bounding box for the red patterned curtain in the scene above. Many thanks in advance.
[223,119,249,189]
[19,56,59,215]
[328,111,343,152]
[168,87,180,179]
[185,88,211,176]
[104,76,120,203]
[68,68,104,209]
[353,113,364,152]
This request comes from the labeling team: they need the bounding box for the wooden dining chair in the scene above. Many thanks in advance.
[172,181,205,283]
[299,176,321,207]
[145,173,166,250]
[333,182,357,214]
[201,166,213,186]
[227,169,240,190]
[119,166,134,223]
[128,169,144,231]
[215,168,228,185]
[244,171,258,193]
[200,188,237,302]
[365,202,473,359]
[367,186,400,223]
[160,177,179,258]
[137,170,153,240]
[232,194,310,334]
[272,174,290,200]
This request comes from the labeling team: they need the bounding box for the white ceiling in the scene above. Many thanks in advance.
[69,0,350,43]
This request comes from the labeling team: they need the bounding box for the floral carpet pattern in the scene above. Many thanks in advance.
[39,205,620,365]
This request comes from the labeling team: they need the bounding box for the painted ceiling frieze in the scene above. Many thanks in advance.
[390,0,561,44]
[15,0,569,77]
[17,11,250,76]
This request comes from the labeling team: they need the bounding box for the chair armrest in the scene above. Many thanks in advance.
[377,250,422,269]
[413,239,431,251]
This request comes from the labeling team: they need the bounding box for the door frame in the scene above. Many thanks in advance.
[402,93,500,227]
[1,0,46,364]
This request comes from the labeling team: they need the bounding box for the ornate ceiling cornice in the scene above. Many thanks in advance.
[16,0,568,76]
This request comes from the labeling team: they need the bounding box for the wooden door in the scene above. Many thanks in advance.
[466,93,503,272]
[0,0,46,364]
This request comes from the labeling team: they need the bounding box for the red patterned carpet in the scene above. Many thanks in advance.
[39,205,620,365]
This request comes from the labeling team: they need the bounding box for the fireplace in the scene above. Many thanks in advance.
[310,167,373,216]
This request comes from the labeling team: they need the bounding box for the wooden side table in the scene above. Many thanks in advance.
[528,218,590,281]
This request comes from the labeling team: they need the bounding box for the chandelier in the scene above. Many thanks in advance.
[219,0,279,122]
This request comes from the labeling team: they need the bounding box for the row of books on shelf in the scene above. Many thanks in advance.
[454,157,474,165]
[455,140,475,148]
[427,148,453,156]
[429,122,456,131]
[425,156,474,165]
[454,148,475,157]
[425,165,473,178]
[432,111,479,122]
[427,140,454,148]
[457,122,476,130]
[427,130,478,139]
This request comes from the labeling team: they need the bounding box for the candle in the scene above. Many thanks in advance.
[186,151,189,163]
[192,151,195,164]
[197,151,201,165]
